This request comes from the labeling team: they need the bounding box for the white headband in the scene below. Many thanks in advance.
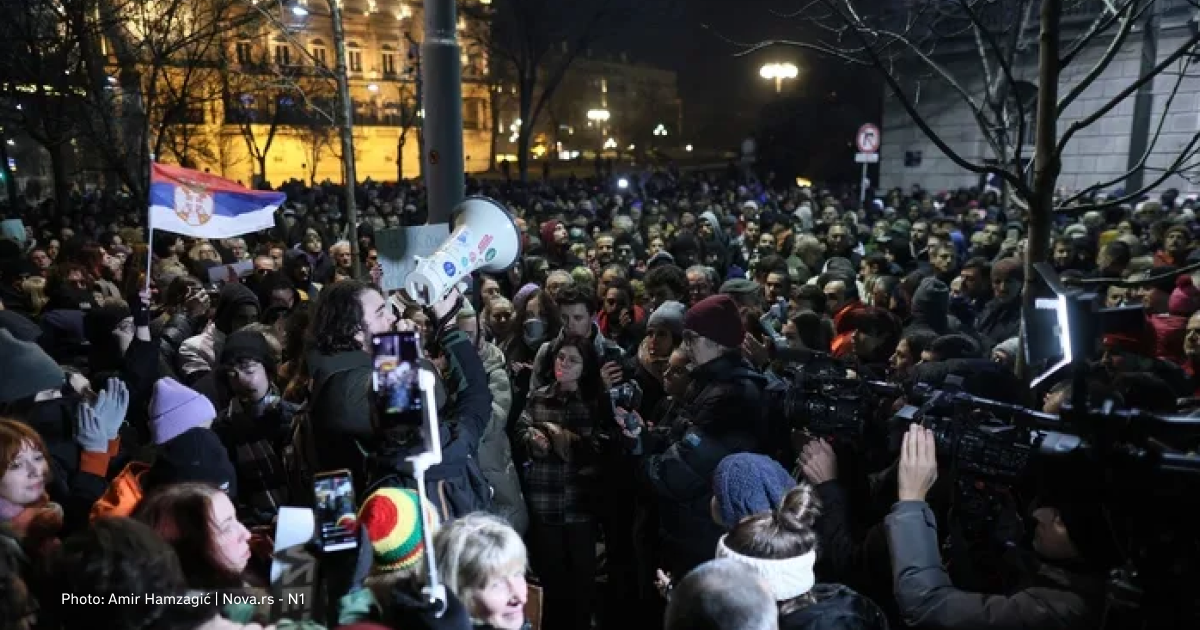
[715,535,816,601]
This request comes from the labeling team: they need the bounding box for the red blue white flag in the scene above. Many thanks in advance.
[149,163,284,239]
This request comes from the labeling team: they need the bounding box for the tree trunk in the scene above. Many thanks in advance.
[397,132,405,181]
[1018,0,1062,385]
[48,142,73,218]
[256,155,268,189]
[489,89,501,171]
[517,129,532,183]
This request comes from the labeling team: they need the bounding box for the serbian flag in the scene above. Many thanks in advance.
[149,163,284,239]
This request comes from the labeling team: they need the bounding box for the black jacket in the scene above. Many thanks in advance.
[975,294,1022,349]
[885,501,1100,630]
[153,312,201,378]
[641,353,768,575]
[306,348,374,486]
[366,329,494,522]
[780,584,889,630]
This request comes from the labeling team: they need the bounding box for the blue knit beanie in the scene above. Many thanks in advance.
[713,453,796,527]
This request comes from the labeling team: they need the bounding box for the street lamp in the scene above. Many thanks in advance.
[603,137,617,150]
[586,108,610,123]
[653,123,668,137]
[685,144,693,152]
[759,62,799,94]
[282,0,361,278]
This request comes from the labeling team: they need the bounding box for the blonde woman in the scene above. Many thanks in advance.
[21,276,48,314]
[435,513,531,630]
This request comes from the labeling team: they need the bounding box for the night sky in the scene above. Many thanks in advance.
[614,0,883,182]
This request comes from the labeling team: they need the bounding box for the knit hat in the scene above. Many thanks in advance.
[646,251,676,269]
[713,454,796,527]
[685,294,745,348]
[145,427,237,498]
[992,258,1024,284]
[1169,275,1200,316]
[220,330,277,374]
[213,282,260,334]
[358,488,439,573]
[0,329,65,404]
[715,536,816,602]
[513,283,540,312]
[150,378,217,445]
[719,278,760,297]
[647,301,686,337]
[911,277,950,319]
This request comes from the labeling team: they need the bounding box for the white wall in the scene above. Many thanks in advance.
[880,19,1199,198]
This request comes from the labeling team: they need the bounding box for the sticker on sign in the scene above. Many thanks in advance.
[856,124,881,153]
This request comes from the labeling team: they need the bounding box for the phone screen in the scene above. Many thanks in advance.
[1007,228,1020,241]
[313,470,358,552]
[372,331,424,425]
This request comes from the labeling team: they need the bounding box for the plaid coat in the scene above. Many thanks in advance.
[516,383,603,524]
[214,392,298,527]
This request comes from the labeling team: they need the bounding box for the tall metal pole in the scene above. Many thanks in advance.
[422,0,465,224]
[329,0,361,278]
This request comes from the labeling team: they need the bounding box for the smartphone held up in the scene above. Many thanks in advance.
[372,331,424,427]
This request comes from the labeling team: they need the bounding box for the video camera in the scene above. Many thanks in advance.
[880,263,1200,625]
[771,347,901,449]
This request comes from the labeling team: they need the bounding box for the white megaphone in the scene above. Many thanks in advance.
[405,197,522,305]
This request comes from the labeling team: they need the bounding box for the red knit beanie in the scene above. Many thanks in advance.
[1168,275,1200,316]
[684,295,745,348]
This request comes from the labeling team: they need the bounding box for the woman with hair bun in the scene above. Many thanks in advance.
[715,484,889,630]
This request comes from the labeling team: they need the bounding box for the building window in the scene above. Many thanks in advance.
[273,42,291,66]
[347,44,363,73]
[382,47,397,76]
[463,97,483,130]
[236,41,253,65]
[312,40,327,67]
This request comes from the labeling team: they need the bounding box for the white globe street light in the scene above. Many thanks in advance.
[587,108,611,123]
[759,62,799,93]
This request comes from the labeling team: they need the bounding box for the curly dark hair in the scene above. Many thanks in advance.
[643,264,688,305]
[307,279,378,354]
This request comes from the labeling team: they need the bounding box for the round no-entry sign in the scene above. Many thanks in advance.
[856,124,881,153]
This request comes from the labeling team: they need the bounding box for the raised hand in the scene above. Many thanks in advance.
[92,377,130,441]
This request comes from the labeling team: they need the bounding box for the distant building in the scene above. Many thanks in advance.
[1,0,494,188]
[494,52,682,165]
[879,0,1198,196]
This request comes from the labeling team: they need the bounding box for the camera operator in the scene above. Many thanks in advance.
[617,294,770,577]
[885,424,1110,630]
[363,289,495,520]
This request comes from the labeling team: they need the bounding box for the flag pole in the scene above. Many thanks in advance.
[145,225,154,294]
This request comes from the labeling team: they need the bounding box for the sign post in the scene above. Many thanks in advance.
[855,123,881,207]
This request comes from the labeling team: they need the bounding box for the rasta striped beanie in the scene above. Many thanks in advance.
[358,487,439,573]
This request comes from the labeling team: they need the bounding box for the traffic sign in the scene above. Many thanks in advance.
[856,124,881,154]
[855,152,880,163]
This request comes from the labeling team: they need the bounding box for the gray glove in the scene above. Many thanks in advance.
[92,377,130,441]
[75,403,108,453]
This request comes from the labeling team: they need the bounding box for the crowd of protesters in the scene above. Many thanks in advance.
[0,167,1197,630]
